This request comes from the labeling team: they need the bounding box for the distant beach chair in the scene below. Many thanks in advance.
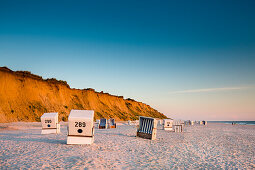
[135,120,139,126]
[137,116,157,140]
[202,120,207,125]
[96,119,100,128]
[191,121,194,125]
[173,120,183,132]
[108,118,116,128]
[185,120,191,125]
[163,119,173,131]
[158,119,163,125]
[41,112,60,134]
[67,110,94,145]
[173,125,183,132]
[180,120,185,129]
[99,118,107,129]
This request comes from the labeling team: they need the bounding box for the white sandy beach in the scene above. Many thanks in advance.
[0,122,254,169]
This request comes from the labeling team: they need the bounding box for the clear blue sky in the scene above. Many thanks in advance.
[1,0,255,120]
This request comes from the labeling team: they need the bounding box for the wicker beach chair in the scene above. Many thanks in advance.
[41,112,60,134]
[163,119,173,131]
[67,110,94,145]
[137,116,157,140]
[108,118,116,128]
[99,118,107,129]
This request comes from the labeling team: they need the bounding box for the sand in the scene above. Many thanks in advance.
[0,122,254,169]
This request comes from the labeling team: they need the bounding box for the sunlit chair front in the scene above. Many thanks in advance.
[41,112,60,134]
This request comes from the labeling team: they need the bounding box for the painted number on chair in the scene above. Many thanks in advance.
[45,120,52,123]
[75,122,86,127]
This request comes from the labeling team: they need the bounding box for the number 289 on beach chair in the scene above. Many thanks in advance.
[67,110,94,145]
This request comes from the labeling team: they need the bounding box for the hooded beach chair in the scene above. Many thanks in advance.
[137,116,157,140]
[163,119,173,131]
[99,118,107,129]
[67,110,94,144]
[108,118,116,128]
[41,112,60,134]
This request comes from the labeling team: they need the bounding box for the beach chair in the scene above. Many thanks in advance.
[163,119,173,131]
[185,120,191,125]
[180,120,185,129]
[96,119,100,128]
[135,120,139,126]
[173,120,183,132]
[202,120,207,125]
[173,125,183,132]
[137,116,157,140]
[108,118,116,128]
[41,112,60,134]
[67,110,94,145]
[191,120,194,125]
[157,119,163,125]
[99,118,107,129]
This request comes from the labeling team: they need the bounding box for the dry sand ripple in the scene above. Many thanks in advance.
[0,123,254,169]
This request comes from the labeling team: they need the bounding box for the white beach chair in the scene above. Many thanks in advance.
[163,119,173,131]
[173,120,183,132]
[41,112,60,134]
[67,110,94,145]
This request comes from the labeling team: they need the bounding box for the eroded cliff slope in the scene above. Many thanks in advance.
[0,67,167,122]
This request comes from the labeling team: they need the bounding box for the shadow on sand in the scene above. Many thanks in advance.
[0,132,66,144]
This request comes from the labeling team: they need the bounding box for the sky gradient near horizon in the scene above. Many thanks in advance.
[1,0,255,120]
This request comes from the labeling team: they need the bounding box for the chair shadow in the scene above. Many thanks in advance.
[97,131,137,138]
[0,132,66,144]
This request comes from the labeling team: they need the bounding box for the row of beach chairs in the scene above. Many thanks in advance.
[40,110,207,144]
[97,118,116,129]
[41,110,95,144]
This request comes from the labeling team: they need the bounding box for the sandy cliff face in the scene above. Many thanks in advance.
[0,67,167,122]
